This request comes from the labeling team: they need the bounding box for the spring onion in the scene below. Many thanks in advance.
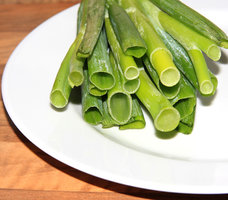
[77,0,106,58]
[88,28,115,91]
[107,52,132,124]
[136,68,180,132]
[105,12,139,80]
[108,2,147,58]
[81,70,103,125]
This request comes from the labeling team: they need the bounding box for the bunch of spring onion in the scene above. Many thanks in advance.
[50,0,228,134]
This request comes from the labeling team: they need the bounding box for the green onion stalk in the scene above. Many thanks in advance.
[108,2,147,58]
[50,1,89,107]
[170,75,197,134]
[89,82,107,97]
[133,0,199,90]
[77,0,106,58]
[120,0,180,87]
[102,100,117,128]
[136,68,180,132]
[81,70,103,125]
[148,0,228,48]
[105,11,139,81]
[68,0,88,88]
[50,41,75,108]
[87,27,115,91]
[107,52,132,125]
[136,0,218,96]
[142,56,180,99]
[119,96,146,130]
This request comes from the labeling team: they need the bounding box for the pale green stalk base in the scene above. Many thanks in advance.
[136,69,180,132]
[124,66,139,80]
[142,56,180,99]
[151,49,180,87]
[154,107,180,132]
[188,49,214,95]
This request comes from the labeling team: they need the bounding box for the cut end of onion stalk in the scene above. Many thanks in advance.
[89,87,107,97]
[90,72,115,90]
[160,67,180,87]
[207,44,221,61]
[154,107,180,132]
[108,92,132,124]
[50,90,68,108]
[125,46,147,58]
[68,72,84,87]
[124,78,140,94]
[200,80,214,95]
[151,48,180,87]
[124,66,139,80]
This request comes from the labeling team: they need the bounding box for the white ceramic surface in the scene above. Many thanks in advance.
[2,0,228,194]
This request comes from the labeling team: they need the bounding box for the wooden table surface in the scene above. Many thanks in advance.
[0,1,228,200]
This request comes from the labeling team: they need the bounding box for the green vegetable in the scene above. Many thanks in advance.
[134,0,199,90]
[68,0,87,87]
[107,52,132,124]
[120,0,180,87]
[88,28,115,90]
[188,49,216,95]
[170,75,197,134]
[77,0,106,58]
[136,68,180,132]
[68,56,85,87]
[108,3,147,58]
[137,0,218,95]
[105,12,139,80]
[148,0,228,48]
[81,70,103,125]
[119,96,146,130]
[123,78,140,94]
[145,5,218,96]
[142,56,180,99]
[89,82,107,96]
[158,11,221,61]
[102,100,117,128]
[50,41,75,108]
[102,96,145,130]
[143,51,197,134]
[177,109,196,134]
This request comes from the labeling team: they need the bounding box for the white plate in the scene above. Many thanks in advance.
[2,0,228,194]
